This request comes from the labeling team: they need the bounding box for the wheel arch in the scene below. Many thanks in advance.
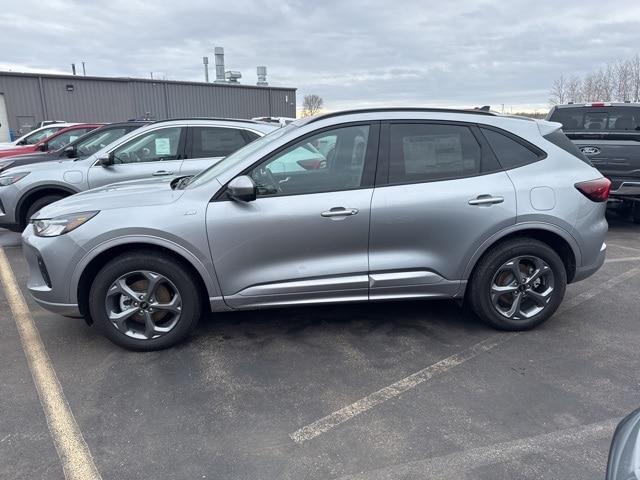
[463,223,580,285]
[16,184,78,227]
[74,238,219,324]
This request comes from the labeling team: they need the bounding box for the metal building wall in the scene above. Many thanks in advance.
[0,72,296,132]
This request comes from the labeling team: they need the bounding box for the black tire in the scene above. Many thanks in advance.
[24,194,66,227]
[468,238,567,331]
[89,251,202,351]
[632,202,640,224]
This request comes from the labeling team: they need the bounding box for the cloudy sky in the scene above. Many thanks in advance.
[1,0,640,113]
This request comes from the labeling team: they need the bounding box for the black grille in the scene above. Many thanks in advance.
[37,255,52,288]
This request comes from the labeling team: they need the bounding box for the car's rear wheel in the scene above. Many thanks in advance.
[468,238,567,330]
[89,251,201,350]
[24,194,65,227]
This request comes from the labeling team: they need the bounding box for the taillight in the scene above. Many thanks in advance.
[575,177,611,202]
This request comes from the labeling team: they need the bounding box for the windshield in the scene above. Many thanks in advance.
[186,123,298,188]
[549,106,640,131]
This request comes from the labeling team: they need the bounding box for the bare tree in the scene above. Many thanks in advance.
[549,75,567,105]
[631,54,640,102]
[581,72,598,102]
[301,94,324,117]
[566,75,582,103]
[614,59,633,101]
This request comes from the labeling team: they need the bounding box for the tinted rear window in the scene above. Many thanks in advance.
[549,106,640,131]
[543,129,592,166]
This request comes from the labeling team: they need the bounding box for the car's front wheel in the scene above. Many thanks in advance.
[89,251,202,350]
[468,238,567,331]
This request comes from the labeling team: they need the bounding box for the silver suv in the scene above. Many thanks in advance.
[22,108,609,350]
[0,118,277,231]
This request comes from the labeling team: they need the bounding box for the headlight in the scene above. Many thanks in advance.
[33,211,99,237]
[0,171,29,186]
[0,160,15,172]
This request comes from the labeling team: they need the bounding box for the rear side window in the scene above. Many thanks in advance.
[481,128,543,170]
[543,129,592,165]
[389,123,493,184]
[190,127,248,158]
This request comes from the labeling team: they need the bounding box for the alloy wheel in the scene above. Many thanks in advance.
[489,256,555,320]
[105,270,182,340]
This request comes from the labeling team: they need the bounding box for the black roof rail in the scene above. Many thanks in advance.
[149,117,260,125]
[306,107,497,123]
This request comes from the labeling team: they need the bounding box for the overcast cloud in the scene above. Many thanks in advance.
[1,0,640,112]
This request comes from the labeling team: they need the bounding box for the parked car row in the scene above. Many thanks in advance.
[0,118,278,231]
[5,108,609,350]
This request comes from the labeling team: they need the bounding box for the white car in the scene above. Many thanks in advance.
[0,123,79,150]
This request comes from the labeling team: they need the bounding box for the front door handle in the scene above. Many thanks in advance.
[468,195,504,206]
[152,170,174,176]
[321,207,359,217]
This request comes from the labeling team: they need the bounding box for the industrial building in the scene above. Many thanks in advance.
[0,66,296,141]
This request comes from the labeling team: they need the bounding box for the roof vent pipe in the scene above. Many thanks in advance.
[214,47,226,82]
[257,66,268,86]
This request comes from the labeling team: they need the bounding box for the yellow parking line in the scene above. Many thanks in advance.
[0,248,101,480]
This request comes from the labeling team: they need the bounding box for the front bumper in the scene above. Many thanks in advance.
[0,184,21,228]
[22,225,85,318]
[573,242,606,283]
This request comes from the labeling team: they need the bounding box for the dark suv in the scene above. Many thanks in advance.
[547,102,640,222]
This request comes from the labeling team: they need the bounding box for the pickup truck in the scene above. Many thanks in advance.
[547,102,640,223]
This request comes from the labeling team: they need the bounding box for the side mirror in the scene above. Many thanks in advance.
[606,408,640,479]
[227,175,256,202]
[38,143,48,152]
[16,140,26,146]
[64,146,77,158]
[98,152,114,167]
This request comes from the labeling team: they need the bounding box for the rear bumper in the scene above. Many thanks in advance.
[609,180,640,199]
[573,242,606,283]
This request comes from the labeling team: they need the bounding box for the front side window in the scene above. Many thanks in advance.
[190,127,249,159]
[248,125,370,197]
[389,123,484,184]
[111,127,183,164]
[481,128,543,170]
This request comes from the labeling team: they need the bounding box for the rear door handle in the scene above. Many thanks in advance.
[152,170,174,176]
[468,195,504,206]
[321,207,359,217]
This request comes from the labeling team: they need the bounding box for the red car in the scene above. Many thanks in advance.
[0,124,104,159]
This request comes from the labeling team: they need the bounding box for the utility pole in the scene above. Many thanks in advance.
[150,72,154,80]
[82,62,86,76]
[71,63,76,75]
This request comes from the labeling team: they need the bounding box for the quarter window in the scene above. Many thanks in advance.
[190,127,249,159]
[389,123,484,183]
[111,127,183,164]
[481,128,542,169]
[248,125,370,197]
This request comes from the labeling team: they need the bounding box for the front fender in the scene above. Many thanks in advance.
[68,234,222,304]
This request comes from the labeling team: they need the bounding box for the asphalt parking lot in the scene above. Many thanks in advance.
[1,213,639,480]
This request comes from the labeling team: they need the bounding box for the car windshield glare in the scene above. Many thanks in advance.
[186,123,298,188]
